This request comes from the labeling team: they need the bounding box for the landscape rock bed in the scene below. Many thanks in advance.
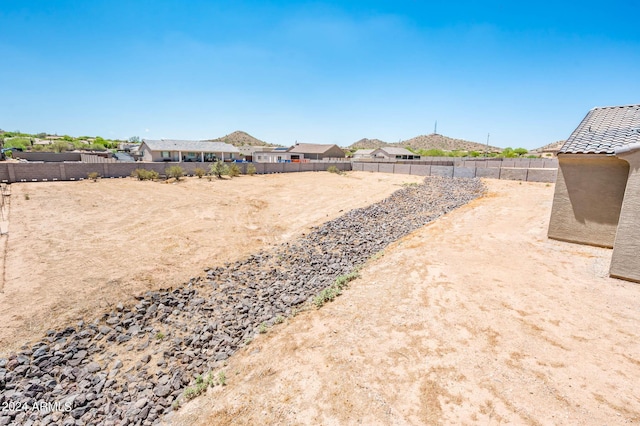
[0,176,484,425]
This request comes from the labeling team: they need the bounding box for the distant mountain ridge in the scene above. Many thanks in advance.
[209,130,276,147]
[350,138,389,150]
[531,140,565,153]
[349,133,502,153]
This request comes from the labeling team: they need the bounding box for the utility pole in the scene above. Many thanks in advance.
[485,133,490,157]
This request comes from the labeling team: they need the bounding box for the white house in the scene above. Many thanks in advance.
[139,139,240,162]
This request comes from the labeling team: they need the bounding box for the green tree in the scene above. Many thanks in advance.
[209,161,228,179]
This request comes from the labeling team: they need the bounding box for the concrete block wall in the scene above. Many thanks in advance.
[0,159,555,183]
[0,161,354,183]
[393,164,411,174]
[499,168,528,181]
[409,165,431,176]
[453,167,476,178]
[527,168,558,183]
[13,152,82,162]
[351,162,556,183]
[431,166,454,177]
[475,168,501,179]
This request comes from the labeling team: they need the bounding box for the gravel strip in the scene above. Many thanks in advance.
[0,176,485,425]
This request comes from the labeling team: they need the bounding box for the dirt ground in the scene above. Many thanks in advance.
[0,171,423,355]
[167,179,640,425]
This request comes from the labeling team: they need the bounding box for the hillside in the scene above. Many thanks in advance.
[349,133,502,153]
[350,138,389,150]
[531,140,565,153]
[401,134,502,153]
[210,130,275,147]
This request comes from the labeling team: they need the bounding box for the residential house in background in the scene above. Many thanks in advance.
[351,149,375,159]
[288,143,345,160]
[236,145,273,162]
[139,140,239,162]
[254,147,302,163]
[371,147,420,160]
[548,104,640,283]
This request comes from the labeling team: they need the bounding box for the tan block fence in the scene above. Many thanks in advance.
[352,157,558,182]
[0,162,352,183]
[0,158,557,183]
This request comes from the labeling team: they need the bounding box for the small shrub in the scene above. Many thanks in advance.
[194,167,206,178]
[24,193,30,200]
[87,172,100,182]
[227,163,241,178]
[131,169,159,181]
[274,315,285,325]
[246,164,257,176]
[313,271,360,308]
[327,165,341,174]
[209,161,228,179]
[218,370,226,386]
[182,372,215,401]
[166,165,185,181]
[155,332,165,340]
[258,322,267,334]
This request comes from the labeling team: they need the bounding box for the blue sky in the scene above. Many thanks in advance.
[1,0,639,149]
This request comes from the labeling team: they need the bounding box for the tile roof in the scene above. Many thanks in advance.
[353,149,375,155]
[559,105,640,154]
[288,143,339,154]
[142,139,239,153]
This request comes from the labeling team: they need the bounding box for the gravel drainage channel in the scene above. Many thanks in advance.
[0,176,485,426]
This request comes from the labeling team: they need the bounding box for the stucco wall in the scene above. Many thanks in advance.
[610,150,640,283]
[548,154,629,248]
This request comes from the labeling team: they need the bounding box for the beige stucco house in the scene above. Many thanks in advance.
[254,148,305,163]
[548,104,640,283]
[139,140,239,162]
[371,147,420,160]
[288,143,345,160]
[351,149,375,160]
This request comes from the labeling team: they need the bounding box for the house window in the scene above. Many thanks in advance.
[161,151,170,158]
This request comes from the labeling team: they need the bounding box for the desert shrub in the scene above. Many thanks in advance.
[50,140,70,153]
[131,168,159,181]
[4,137,31,150]
[87,172,100,182]
[166,165,185,181]
[327,165,342,174]
[227,163,241,178]
[194,167,206,178]
[246,164,257,176]
[209,161,228,179]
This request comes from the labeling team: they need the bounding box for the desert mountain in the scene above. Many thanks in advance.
[209,131,275,147]
[531,140,565,153]
[349,133,502,152]
[350,138,389,150]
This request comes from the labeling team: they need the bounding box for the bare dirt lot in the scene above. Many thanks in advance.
[2,174,640,425]
[0,172,423,355]
[168,179,640,425]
